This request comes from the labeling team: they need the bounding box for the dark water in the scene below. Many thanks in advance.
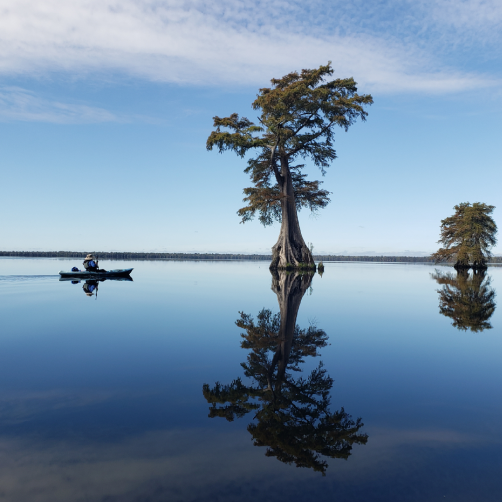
[1,257,501,501]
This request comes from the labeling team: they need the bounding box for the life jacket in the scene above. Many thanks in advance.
[83,256,99,270]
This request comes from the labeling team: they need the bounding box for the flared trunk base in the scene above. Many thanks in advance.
[269,238,315,271]
[269,163,316,271]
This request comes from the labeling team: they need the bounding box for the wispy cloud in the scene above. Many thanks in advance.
[0,87,122,123]
[424,0,502,31]
[0,0,499,94]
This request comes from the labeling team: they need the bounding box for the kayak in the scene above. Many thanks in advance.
[59,268,133,278]
[59,275,133,282]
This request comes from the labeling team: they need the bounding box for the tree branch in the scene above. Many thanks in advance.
[286,121,333,158]
[290,110,318,137]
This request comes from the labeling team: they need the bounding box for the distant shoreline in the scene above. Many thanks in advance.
[2,250,502,264]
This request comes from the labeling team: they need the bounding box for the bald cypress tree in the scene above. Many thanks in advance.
[207,63,373,270]
[431,203,497,270]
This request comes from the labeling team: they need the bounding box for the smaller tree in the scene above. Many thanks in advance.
[431,202,497,270]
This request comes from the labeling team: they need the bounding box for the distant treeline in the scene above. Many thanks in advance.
[314,255,435,262]
[314,255,502,263]
[0,251,271,261]
[2,251,502,263]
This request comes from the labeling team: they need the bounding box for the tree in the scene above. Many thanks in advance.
[202,271,368,474]
[207,64,373,270]
[431,202,497,270]
[431,269,496,332]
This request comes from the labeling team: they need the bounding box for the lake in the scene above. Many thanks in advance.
[0,257,501,501]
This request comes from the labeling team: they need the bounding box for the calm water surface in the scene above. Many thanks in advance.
[0,257,501,501]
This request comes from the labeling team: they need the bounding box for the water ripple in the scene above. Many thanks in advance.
[0,275,59,283]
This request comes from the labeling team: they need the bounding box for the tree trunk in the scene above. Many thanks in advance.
[270,270,313,389]
[454,261,471,271]
[454,247,471,271]
[270,158,315,270]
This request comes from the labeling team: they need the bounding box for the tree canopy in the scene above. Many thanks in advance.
[431,202,497,269]
[207,63,372,225]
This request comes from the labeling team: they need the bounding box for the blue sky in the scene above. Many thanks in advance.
[1,0,501,254]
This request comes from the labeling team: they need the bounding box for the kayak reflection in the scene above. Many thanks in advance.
[59,276,133,298]
[431,269,496,332]
[203,270,368,475]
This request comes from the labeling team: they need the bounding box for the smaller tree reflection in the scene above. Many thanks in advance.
[203,271,367,475]
[431,269,496,332]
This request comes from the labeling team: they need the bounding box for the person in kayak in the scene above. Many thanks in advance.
[83,254,100,272]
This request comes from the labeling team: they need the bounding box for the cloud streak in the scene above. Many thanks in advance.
[0,87,122,123]
[0,0,499,94]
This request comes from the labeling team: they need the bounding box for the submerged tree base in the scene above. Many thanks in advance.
[269,238,316,271]
[270,261,317,271]
[454,261,488,271]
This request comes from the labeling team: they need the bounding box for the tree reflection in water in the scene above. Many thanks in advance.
[203,271,367,475]
[431,269,496,332]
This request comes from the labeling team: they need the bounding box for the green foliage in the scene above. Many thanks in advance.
[207,63,373,226]
[281,262,316,271]
[431,269,496,332]
[431,202,497,268]
[203,309,367,475]
[298,261,316,269]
